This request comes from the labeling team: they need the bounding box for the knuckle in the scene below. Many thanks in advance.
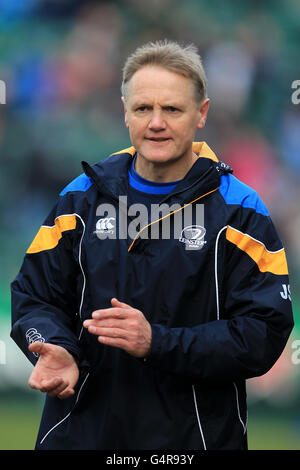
[131,331,139,342]
[132,309,140,319]
[116,309,123,318]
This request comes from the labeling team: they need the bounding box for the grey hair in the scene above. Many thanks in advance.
[121,39,208,103]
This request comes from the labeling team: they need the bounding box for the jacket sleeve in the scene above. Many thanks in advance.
[10,194,85,366]
[146,209,294,383]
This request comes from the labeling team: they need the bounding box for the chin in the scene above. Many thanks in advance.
[139,148,177,164]
[143,154,176,165]
[137,140,177,162]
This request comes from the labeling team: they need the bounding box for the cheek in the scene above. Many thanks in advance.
[128,120,145,139]
[127,125,142,146]
[173,122,194,141]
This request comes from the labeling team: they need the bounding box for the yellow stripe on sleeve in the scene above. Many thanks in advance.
[27,214,77,254]
[226,226,288,275]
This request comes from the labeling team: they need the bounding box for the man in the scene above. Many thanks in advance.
[11,40,293,450]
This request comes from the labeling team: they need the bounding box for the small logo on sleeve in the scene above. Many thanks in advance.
[25,328,45,357]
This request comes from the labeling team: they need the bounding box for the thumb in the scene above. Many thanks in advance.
[28,341,47,355]
[111,297,131,309]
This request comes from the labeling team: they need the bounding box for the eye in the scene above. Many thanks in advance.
[136,106,149,112]
[166,106,179,113]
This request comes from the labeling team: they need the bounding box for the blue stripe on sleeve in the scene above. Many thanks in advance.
[219,174,269,216]
[59,173,93,196]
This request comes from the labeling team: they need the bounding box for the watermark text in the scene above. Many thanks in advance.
[94,199,206,250]
[291,80,300,105]
[0,80,6,104]
[291,339,300,365]
[0,340,6,365]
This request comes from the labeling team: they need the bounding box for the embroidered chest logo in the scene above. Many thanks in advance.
[179,225,207,250]
[95,217,116,236]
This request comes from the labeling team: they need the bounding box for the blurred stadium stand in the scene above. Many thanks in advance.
[0,0,299,449]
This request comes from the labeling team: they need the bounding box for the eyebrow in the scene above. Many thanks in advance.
[132,101,185,109]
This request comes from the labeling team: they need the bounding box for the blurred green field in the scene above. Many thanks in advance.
[247,413,300,450]
[0,397,42,450]
[0,396,299,450]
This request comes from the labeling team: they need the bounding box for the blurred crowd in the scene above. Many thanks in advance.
[0,0,299,300]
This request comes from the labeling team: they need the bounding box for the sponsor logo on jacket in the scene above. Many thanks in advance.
[95,217,115,236]
[179,225,207,250]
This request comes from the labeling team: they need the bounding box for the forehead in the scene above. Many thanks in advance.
[126,65,195,103]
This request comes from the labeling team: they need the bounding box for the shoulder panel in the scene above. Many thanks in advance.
[226,225,288,275]
[219,174,269,216]
[60,173,93,196]
[26,214,77,254]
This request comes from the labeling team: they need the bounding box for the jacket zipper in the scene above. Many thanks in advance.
[127,186,219,252]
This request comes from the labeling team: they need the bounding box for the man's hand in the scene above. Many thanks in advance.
[28,342,79,399]
[83,298,152,358]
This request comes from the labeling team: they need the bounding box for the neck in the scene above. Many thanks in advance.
[134,152,198,183]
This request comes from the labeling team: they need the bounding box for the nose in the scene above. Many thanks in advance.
[148,110,166,131]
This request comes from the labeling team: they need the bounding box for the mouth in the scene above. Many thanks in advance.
[145,137,171,143]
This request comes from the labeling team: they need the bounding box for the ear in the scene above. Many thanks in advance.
[196,98,210,130]
[121,96,129,128]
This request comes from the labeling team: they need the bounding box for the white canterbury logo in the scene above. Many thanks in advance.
[95,217,115,235]
[25,328,45,357]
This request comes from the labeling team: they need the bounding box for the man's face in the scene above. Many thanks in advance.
[122,65,209,168]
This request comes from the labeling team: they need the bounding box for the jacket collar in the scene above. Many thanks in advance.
[81,142,231,203]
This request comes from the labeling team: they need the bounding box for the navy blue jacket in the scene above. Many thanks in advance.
[11,142,294,450]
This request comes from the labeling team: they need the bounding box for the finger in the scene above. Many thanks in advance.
[87,325,128,339]
[28,341,46,355]
[98,335,129,351]
[28,377,40,390]
[57,387,75,400]
[28,376,63,393]
[111,298,132,309]
[91,307,129,320]
[83,319,101,329]
[84,318,126,329]
[91,298,134,320]
[96,331,148,357]
[47,381,71,398]
[39,377,65,393]
[28,369,45,390]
